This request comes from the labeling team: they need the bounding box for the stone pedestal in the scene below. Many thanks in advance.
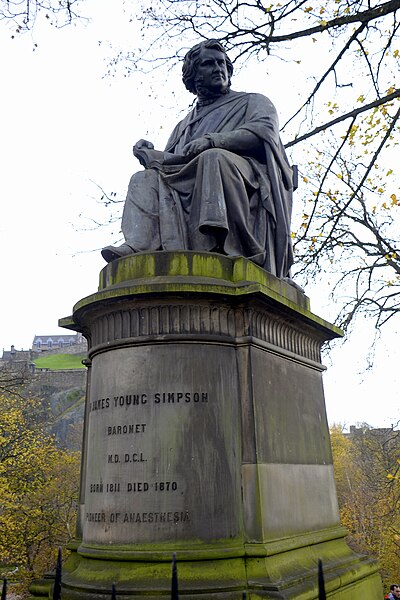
[58,251,382,599]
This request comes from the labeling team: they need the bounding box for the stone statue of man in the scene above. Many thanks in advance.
[101,39,295,279]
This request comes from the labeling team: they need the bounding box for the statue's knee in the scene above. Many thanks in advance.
[197,148,231,166]
[205,148,224,159]
[129,169,157,186]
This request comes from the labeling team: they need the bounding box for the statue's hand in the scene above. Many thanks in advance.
[134,148,166,169]
[182,136,212,158]
[134,139,155,152]
[133,140,159,168]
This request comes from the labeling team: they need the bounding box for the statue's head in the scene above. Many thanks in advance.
[182,39,233,95]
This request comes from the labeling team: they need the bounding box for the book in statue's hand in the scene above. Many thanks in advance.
[133,147,190,170]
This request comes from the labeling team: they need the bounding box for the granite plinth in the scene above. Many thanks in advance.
[55,252,382,599]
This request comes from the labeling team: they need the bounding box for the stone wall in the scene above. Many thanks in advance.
[31,341,88,359]
[27,369,87,394]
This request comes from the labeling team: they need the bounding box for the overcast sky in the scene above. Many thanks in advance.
[1,1,398,429]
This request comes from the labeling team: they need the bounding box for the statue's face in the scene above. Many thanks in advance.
[195,48,229,94]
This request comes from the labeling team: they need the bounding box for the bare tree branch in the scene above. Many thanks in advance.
[264,0,400,44]
[285,90,400,147]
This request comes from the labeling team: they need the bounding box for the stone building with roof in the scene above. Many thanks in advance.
[1,333,87,372]
[0,345,33,371]
[32,333,86,352]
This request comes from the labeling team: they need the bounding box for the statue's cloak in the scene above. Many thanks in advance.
[123,90,294,277]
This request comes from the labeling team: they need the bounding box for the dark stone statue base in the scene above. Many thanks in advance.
[53,252,381,598]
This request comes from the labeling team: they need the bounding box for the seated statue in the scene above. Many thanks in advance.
[101,39,295,279]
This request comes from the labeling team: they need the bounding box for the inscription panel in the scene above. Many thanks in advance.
[83,343,241,545]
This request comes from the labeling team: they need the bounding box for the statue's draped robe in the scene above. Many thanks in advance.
[122,91,294,277]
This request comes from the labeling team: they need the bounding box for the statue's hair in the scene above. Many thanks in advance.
[182,39,233,94]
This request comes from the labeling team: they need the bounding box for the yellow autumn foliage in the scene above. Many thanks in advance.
[330,424,400,588]
[0,392,80,589]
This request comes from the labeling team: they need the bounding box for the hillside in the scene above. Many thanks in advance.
[33,353,86,370]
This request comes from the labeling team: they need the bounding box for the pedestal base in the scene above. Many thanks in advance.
[53,252,382,599]
[59,530,382,599]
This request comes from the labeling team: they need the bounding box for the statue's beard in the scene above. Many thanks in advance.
[195,77,231,102]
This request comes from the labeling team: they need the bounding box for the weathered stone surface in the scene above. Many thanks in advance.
[56,252,382,598]
[83,343,241,547]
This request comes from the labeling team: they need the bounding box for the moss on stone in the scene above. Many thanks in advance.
[57,535,382,598]
[61,252,342,342]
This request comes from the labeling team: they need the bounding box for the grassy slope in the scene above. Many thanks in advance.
[33,353,86,370]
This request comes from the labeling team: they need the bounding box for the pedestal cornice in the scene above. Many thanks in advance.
[59,252,342,359]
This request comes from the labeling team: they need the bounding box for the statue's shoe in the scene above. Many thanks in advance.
[101,243,135,263]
